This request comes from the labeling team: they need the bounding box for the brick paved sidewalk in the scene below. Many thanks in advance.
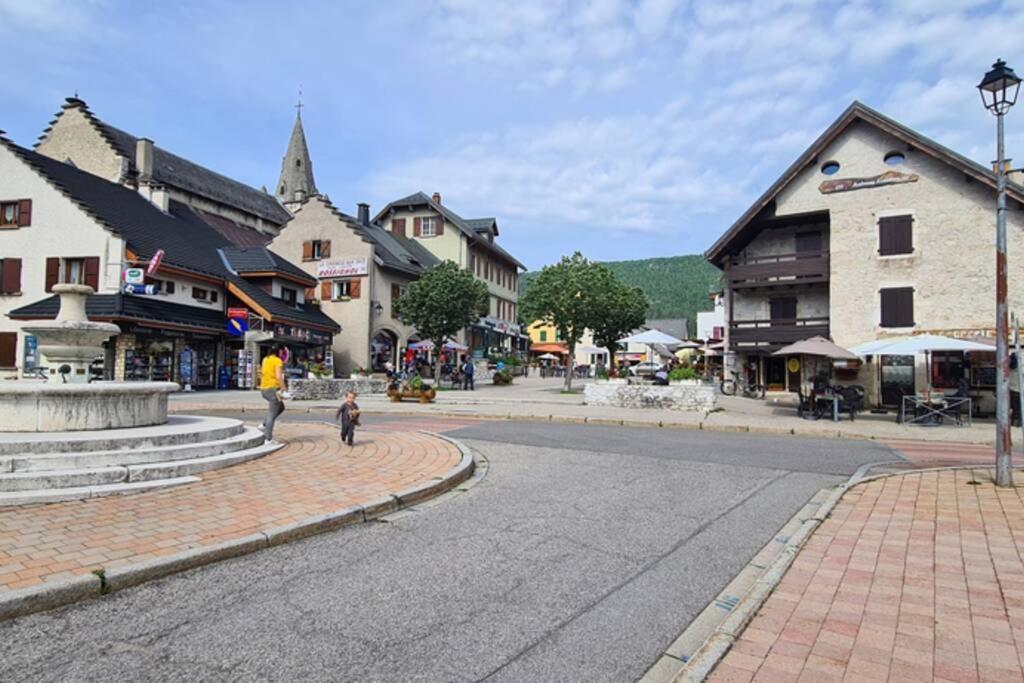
[709,468,1024,682]
[0,423,460,593]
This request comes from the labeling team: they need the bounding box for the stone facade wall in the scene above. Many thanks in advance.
[583,382,717,411]
[35,106,127,184]
[289,377,386,401]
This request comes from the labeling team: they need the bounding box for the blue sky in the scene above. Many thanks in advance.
[2,0,1023,270]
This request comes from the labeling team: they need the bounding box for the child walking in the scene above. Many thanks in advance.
[335,391,360,447]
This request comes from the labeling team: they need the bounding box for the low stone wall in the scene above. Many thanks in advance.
[0,381,179,432]
[583,381,717,412]
[290,377,387,401]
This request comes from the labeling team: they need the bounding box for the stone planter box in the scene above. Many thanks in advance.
[583,382,716,412]
[289,377,386,401]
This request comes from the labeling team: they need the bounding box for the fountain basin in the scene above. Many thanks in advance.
[0,382,179,432]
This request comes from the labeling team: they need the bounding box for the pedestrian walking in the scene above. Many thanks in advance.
[258,344,288,443]
[462,356,475,391]
[335,391,360,447]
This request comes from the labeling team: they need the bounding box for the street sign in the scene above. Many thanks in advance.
[227,317,249,337]
[123,267,145,285]
[227,307,248,319]
[123,283,157,295]
[146,249,165,275]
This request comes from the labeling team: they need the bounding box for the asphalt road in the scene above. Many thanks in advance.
[0,418,900,682]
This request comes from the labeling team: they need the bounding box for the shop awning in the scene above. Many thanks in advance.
[530,343,568,354]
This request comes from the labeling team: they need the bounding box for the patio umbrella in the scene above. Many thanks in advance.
[618,329,688,366]
[537,353,560,360]
[772,336,858,360]
[408,339,433,351]
[443,340,468,351]
[848,334,993,355]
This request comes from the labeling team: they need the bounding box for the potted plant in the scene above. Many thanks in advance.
[669,366,699,385]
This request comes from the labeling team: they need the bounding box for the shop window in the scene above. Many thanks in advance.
[281,287,297,306]
[192,287,208,301]
[932,351,965,389]
[0,258,22,294]
[0,199,30,228]
[879,215,913,255]
[880,287,914,327]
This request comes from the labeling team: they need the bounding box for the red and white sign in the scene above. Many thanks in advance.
[146,249,165,275]
[227,307,249,319]
[316,257,368,279]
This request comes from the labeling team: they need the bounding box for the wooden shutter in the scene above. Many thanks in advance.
[84,257,100,290]
[45,257,59,292]
[16,200,31,227]
[880,287,914,327]
[393,218,406,237]
[879,216,913,255]
[320,240,331,258]
[770,297,797,324]
[350,278,361,299]
[302,241,313,260]
[413,217,422,237]
[0,332,15,367]
[435,215,444,235]
[1,258,21,294]
[304,286,316,301]
[321,280,332,300]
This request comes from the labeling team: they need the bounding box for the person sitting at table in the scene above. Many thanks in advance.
[653,365,669,386]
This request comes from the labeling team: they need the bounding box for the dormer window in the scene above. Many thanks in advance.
[421,217,438,237]
[282,287,297,306]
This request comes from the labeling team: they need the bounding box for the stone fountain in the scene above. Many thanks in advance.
[0,284,178,432]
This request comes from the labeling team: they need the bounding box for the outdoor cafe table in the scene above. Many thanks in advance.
[900,394,972,426]
[815,392,840,422]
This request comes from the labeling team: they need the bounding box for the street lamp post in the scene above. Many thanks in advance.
[978,59,1022,487]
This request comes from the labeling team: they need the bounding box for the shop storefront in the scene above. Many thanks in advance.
[119,325,223,388]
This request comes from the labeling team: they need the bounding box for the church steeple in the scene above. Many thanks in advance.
[277,101,317,206]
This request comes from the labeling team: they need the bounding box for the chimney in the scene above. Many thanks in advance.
[136,138,154,180]
[357,202,370,226]
[150,184,170,212]
[432,192,441,205]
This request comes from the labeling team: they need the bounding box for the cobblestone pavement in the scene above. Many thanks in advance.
[0,423,459,592]
[710,468,1024,683]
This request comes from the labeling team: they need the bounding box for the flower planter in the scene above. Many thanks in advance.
[387,386,437,404]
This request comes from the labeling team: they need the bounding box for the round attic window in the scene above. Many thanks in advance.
[884,151,906,166]
[820,161,840,175]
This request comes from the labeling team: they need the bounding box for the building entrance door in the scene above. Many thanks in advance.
[881,355,915,406]
[765,356,786,391]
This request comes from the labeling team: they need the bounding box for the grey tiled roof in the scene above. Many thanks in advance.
[46,99,292,225]
[9,293,228,333]
[228,276,338,331]
[465,217,497,232]
[220,246,316,285]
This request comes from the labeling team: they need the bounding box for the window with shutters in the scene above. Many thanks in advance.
[880,287,915,327]
[390,283,406,319]
[0,259,22,294]
[63,258,86,286]
[330,279,361,300]
[0,202,18,227]
[309,240,330,259]
[539,330,548,342]
[421,217,438,237]
[392,218,406,237]
[878,215,914,256]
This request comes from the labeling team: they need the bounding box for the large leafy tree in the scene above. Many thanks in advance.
[520,252,607,391]
[589,272,649,373]
[394,260,490,383]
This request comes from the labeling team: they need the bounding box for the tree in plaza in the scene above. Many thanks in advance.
[520,252,607,392]
[589,274,649,375]
[394,260,490,384]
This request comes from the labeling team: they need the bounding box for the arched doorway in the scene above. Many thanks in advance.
[371,329,398,371]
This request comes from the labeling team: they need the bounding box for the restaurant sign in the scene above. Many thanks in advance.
[317,258,368,278]
[819,170,918,195]
[273,323,332,346]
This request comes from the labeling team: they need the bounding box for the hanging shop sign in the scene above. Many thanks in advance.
[273,323,332,345]
[316,257,368,278]
[227,307,249,319]
[123,267,145,285]
[818,170,918,195]
[146,249,165,275]
[123,283,157,295]
[227,317,249,337]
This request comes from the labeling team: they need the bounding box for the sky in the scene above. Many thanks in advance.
[2,0,1023,270]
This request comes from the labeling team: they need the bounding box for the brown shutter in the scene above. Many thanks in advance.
[0,332,16,367]
[393,218,406,237]
[321,280,332,300]
[45,257,59,292]
[1,258,21,294]
[302,241,313,260]
[881,287,914,327]
[304,286,315,301]
[770,297,797,324]
[320,240,331,258]
[879,216,913,255]
[84,257,100,290]
[350,278,362,299]
[413,217,422,236]
[16,200,31,227]
[435,215,444,235]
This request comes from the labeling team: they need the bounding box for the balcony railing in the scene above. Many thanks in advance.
[728,250,829,289]
[730,317,830,345]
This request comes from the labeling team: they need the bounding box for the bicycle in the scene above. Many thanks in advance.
[720,375,766,399]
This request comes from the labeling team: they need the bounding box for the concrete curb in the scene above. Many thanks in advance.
[660,463,1024,682]
[0,433,477,623]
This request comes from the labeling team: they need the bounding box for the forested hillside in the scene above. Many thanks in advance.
[519,255,722,336]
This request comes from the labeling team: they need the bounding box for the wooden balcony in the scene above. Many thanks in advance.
[728,251,829,289]
[730,317,830,345]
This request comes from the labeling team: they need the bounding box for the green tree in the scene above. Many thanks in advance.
[394,260,490,384]
[589,273,649,373]
[520,252,608,391]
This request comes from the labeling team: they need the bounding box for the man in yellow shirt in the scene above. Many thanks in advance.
[259,344,287,443]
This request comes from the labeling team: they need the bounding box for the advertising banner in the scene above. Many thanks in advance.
[316,257,368,278]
